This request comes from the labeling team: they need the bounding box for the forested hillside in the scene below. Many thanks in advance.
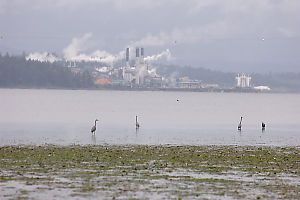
[0,54,93,88]
[157,64,300,91]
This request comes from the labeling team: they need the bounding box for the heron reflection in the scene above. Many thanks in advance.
[91,134,96,145]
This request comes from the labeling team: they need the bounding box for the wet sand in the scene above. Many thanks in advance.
[0,145,299,199]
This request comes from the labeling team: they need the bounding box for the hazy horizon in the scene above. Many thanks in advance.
[1,0,300,73]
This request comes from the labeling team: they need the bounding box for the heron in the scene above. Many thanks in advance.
[136,116,140,129]
[238,117,243,131]
[91,119,99,134]
[262,122,266,130]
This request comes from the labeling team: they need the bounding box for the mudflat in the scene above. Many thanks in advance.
[0,145,299,199]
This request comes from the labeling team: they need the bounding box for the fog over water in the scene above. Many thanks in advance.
[0,89,299,146]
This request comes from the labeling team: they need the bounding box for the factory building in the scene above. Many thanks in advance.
[135,47,147,85]
[144,75,163,88]
[122,47,135,84]
[236,74,251,88]
[177,76,202,88]
[122,47,162,87]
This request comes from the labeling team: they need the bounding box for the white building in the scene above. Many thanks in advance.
[236,74,251,87]
[253,86,271,91]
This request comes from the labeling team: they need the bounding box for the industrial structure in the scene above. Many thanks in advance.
[176,76,202,89]
[24,46,272,92]
[236,74,251,88]
[122,47,162,87]
[63,47,266,92]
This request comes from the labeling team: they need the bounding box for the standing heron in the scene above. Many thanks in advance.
[91,119,99,134]
[262,122,266,131]
[136,116,140,129]
[238,117,243,131]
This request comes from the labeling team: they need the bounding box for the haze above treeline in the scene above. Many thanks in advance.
[1,0,300,73]
[1,53,300,92]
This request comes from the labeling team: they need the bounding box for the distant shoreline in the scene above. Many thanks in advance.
[0,86,298,93]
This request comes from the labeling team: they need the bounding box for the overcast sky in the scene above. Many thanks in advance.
[1,0,300,72]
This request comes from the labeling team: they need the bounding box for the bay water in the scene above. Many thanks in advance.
[0,89,299,146]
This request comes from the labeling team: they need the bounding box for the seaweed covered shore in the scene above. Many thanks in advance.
[0,145,299,199]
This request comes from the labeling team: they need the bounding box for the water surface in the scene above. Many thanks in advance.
[0,89,299,146]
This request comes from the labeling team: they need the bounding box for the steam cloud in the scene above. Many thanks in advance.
[26,33,172,64]
[130,33,170,47]
[62,33,124,64]
[145,49,172,62]
[63,32,92,60]
[26,52,61,63]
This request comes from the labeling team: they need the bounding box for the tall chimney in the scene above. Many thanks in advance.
[136,47,140,57]
[126,48,129,62]
[140,47,144,64]
[141,48,144,57]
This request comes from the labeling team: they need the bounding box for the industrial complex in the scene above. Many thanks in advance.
[65,47,270,92]
[85,47,164,88]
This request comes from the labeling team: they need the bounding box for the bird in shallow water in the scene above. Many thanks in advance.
[238,117,243,131]
[91,119,99,134]
[136,115,140,129]
[262,122,266,131]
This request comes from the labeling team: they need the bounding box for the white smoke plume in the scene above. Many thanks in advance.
[26,52,61,63]
[65,50,124,65]
[144,49,172,62]
[62,33,124,64]
[130,32,170,47]
[148,67,158,76]
[25,33,173,65]
[63,32,92,60]
[62,33,172,64]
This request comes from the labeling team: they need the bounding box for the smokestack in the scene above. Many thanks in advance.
[141,47,144,64]
[136,47,140,57]
[141,48,144,57]
[126,48,129,62]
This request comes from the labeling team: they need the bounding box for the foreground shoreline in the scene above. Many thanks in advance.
[1,145,299,199]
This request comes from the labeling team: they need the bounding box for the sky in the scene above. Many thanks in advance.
[0,0,300,72]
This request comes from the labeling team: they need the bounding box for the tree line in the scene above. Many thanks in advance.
[0,54,94,88]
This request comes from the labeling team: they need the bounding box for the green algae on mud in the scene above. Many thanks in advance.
[0,145,299,199]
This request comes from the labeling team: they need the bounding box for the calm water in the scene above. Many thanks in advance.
[0,89,299,146]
